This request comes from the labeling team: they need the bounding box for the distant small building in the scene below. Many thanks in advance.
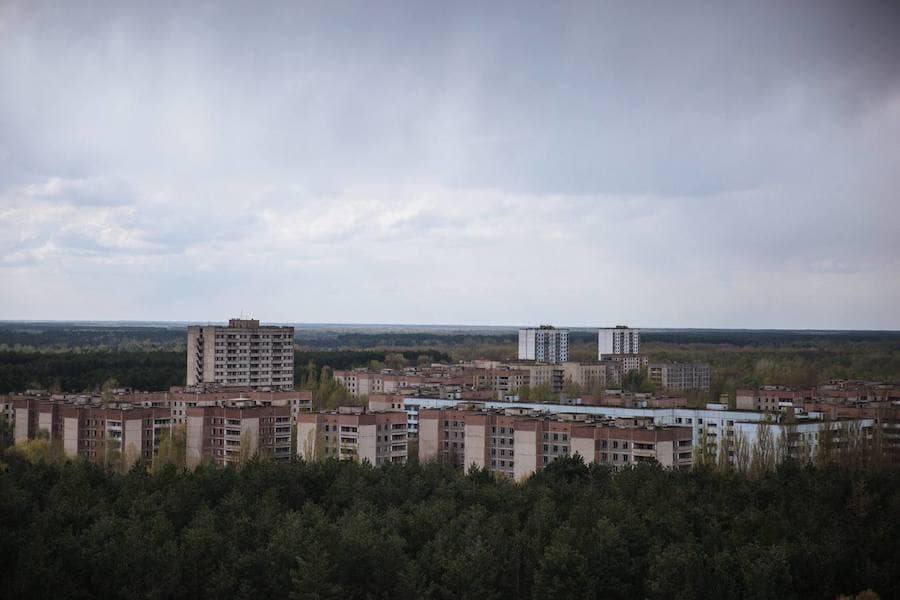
[598,325,640,359]
[518,326,569,364]
[649,362,711,391]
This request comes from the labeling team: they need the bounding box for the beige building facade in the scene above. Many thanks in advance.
[187,319,294,389]
[296,407,408,466]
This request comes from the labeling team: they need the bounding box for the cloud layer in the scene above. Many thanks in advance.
[1,1,898,327]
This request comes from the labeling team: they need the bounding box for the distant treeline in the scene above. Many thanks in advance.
[4,322,900,352]
[640,329,900,345]
[299,332,519,350]
[1,323,897,394]
[0,349,452,394]
[0,453,896,599]
[0,323,186,351]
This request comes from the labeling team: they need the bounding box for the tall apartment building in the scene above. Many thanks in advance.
[518,326,568,364]
[185,400,293,467]
[186,319,294,389]
[296,407,408,466]
[598,326,640,358]
[649,362,711,392]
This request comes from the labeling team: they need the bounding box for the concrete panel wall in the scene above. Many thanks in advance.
[123,418,143,468]
[186,416,204,468]
[242,417,260,456]
[656,440,674,467]
[418,418,439,462]
[63,417,79,457]
[297,422,319,459]
[15,408,29,443]
[571,437,595,464]
[358,424,377,464]
[38,412,52,436]
[514,430,538,481]
[463,423,487,470]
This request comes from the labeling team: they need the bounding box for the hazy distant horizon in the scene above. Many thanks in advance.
[2,319,898,335]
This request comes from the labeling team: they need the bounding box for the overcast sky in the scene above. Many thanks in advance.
[1,1,898,328]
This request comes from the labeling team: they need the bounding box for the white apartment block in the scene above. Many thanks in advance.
[518,326,569,364]
[186,319,294,389]
[598,326,640,359]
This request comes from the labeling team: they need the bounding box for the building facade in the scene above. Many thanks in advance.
[406,397,885,470]
[598,325,640,358]
[186,319,294,389]
[11,396,172,468]
[418,406,693,480]
[185,400,293,467]
[296,407,408,466]
[649,362,712,392]
[518,326,569,364]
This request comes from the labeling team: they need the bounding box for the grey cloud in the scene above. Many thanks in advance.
[0,1,897,326]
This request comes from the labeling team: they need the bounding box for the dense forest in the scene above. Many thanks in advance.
[0,349,451,394]
[0,448,896,599]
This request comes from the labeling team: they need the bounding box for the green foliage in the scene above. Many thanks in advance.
[314,367,356,410]
[7,436,67,464]
[0,414,13,454]
[384,353,408,370]
[0,455,896,599]
[153,425,187,472]
[622,368,654,393]
[0,350,185,393]
[518,384,556,403]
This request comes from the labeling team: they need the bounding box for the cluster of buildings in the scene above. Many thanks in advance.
[4,388,312,470]
[2,318,898,481]
[331,325,710,402]
[418,405,694,478]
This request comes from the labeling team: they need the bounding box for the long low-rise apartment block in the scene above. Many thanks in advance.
[406,397,889,470]
[10,396,172,469]
[418,405,693,479]
[10,391,308,468]
[333,360,624,401]
[296,407,408,466]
